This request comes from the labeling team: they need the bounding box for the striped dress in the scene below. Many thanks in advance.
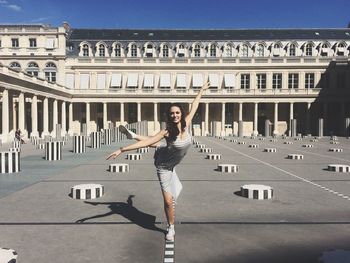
[154,128,192,201]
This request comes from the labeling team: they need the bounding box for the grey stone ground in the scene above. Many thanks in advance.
[0,136,350,262]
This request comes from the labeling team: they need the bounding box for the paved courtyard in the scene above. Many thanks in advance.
[0,135,350,263]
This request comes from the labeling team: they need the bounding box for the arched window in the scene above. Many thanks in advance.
[257,44,264,57]
[145,44,153,57]
[305,43,312,56]
[131,44,137,57]
[225,44,232,57]
[99,44,106,57]
[115,44,121,57]
[26,62,39,77]
[9,62,21,71]
[242,44,248,57]
[210,44,216,57]
[44,62,57,82]
[337,42,346,56]
[178,44,185,57]
[321,43,328,57]
[194,44,201,57]
[82,44,89,57]
[162,45,169,57]
[289,44,296,56]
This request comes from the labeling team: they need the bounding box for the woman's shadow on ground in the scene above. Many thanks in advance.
[76,195,165,234]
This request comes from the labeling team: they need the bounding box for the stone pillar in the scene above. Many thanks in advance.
[68,102,73,135]
[306,102,311,134]
[120,102,125,124]
[53,99,58,137]
[221,102,226,136]
[153,102,159,132]
[85,102,90,135]
[31,95,39,137]
[273,102,279,136]
[345,118,350,137]
[238,102,243,137]
[289,102,294,137]
[137,102,141,122]
[103,102,108,129]
[43,97,49,136]
[253,102,258,135]
[1,89,9,140]
[318,118,324,137]
[61,101,66,136]
[18,92,26,135]
[205,102,209,135]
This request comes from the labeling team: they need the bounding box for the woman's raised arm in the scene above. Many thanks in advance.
[185,81,210,125]
[106,129,168,160]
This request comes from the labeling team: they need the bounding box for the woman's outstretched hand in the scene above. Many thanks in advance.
[201,81,210,91]
[106,149,122,160]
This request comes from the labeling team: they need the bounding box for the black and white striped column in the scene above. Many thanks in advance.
[102,129,111,145]
[12,140,21,149]
[45,141,62,161]
[73,135,86,153]
[0,247,18,262]
[287,154,304,160]
[0,151,20,173]
[328,164,350,173]
[91,132,102,149]
[127,153,142,160]
[109,163,129,173]
[71,184,104,199]
[241,184,273,200]
[218,164,239,173]
[207,154,221,160]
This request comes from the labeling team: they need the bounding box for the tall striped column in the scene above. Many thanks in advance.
[73,135,86,153]
[0,151,20,173]
[45,141,62,161]
[91,132,102,148]
[102,129,111,145]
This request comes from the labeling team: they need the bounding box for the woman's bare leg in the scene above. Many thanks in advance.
[162,191,175,225]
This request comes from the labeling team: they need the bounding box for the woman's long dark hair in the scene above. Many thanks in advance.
[166,103,187,143]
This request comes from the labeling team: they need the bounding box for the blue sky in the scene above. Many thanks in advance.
[0,0,349,29]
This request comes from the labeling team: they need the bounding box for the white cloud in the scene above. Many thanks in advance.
[6,4,21,11]
[0,0,8,4]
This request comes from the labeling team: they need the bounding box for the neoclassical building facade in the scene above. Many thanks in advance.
[0,23,350,142]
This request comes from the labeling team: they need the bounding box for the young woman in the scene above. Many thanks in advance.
[107,81,210,241]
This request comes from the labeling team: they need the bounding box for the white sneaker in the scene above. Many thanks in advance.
[119,125,136,139]
[165,225,175,241]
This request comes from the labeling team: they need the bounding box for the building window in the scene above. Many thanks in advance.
[131,44,137,57]
[288,73,299,89]
[256,74,266,89]
[11,38,19,48]
[240,74,250,90]
[99,44,105,57]
[305,43,312,56]
[225,45,232,57]
[272,73,282,89]
[289,44,296,56]
[82,44,89,56]
[242,44,248,57]
[257,44,264,57]
[29,38,37,48]
[320,43,328,57]
[44,62,57,82]
[194,44,201,57]
[337,43,345,56]
[145,44,153,57]
[9,62,21,71]
[178,44,185,57]
[210,44,216,57]
[115,44,121,57]
[162,45,169,57]
[26,62,39,77]
[305,73,315,88]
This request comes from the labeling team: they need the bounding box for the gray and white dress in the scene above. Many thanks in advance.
[154,128,192,202]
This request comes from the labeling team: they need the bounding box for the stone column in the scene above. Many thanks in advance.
[18,92,26,135]
[221,102,226,136]
[68,102,73,135]
[103,102,108,129]
[86,102,90,135]
[43,97,49,136]
[137,102,141,122]
[253,102,258,135]
[1,89,9,140]
[61,101,66,136]
[306,102,311,134]
[205,102,209,135]
[273,102,279,136]
[154,102,159,131]
[120,102,125,124]
[53,99,58,137]
[289,102,294,137]
[238,102,243,137]
[31,95,39,137]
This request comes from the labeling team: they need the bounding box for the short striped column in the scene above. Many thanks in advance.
[250,136,257,139]
[8,148,20,153]
[270,139,277,142]
[31,136,39,145]
[284,141,293,145]
[196,144,207,149]
[310,139,318,142]
[137,147,149,153]
[200,148,213,153]
[45,141,62,161]
[0,248,18,262]
[294,137,302,141]
[71,184,104,199]
[330,141,339,145]
[249,144,259,148]
[217,164,238,173]
[264,148,277,153]
[109,163,129,173]
[238,141,246,145]
[258,138,266,141]
[0,151,20,173]
[102,129,111,145]
[287,154,304,160]
[73,135,86,153]
[12,140,21,149]
[207,153,221,160]
[241,184,273,200]
[127,153,142,160]
[37,143,45,150]
[331,136,338,141]
[327,164,350,173]
[302,144,314,148]
[230,139,237,142]
[91,132,102,149]
[329,148,343,152]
